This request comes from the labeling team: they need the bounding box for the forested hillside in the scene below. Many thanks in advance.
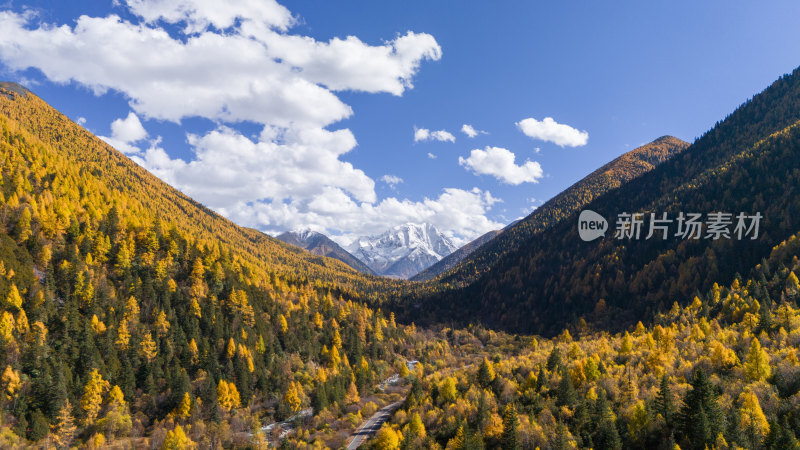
[377,230,800,449]
[0,84,416,448]
[399,68,800,336]
[411,230,501,282]
[414,136,688,285]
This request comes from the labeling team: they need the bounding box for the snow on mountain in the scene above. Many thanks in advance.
[276,229,376,275]
[346,223,458,279]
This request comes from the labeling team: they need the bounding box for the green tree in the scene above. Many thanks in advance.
[439,377,457,403]
[501,403,521,450]
[477,358,495,388]
[678,369,724,449]
[655,374,674,428]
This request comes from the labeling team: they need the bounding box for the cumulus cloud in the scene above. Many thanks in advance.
[459,146,543,185]
[0,1,504,243]
[414,127,455,143]
[0,8,441,127]
[461,123,486,138]
[127,125,501,243]
[516,117,588,147]
[100,112,148,154]
[224,186,503,247]
[381,175,403,187]
[76,117,87,125]
[124,0,295,33]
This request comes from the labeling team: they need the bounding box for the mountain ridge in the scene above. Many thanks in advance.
[276,229,376,275]
[397,67,800,336]
[417,135,689,285]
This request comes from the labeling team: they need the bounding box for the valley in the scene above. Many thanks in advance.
[1,55,800,450]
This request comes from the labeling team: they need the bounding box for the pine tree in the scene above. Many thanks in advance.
[595,417,622,450]
[546,347,562,371]
[501,403,521,450]
[477,358,495,388]
[764,417,800,450]
[678,369,724,449]
[556,368,577,407]
[655,374,674,428]
[139,331,158,362]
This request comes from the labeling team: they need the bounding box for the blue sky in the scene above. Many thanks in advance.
[1,1,799,245]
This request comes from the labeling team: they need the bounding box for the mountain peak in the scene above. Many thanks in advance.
[276,229,375,275]
[0,82,32,99]
[347,222,457,278]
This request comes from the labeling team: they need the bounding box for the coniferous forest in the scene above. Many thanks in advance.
[2,53,800,450]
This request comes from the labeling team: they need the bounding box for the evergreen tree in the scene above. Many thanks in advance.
[546,347,562,371]
[501,403,520,450]
[477,358,495,389]
[678,369,725,449]
[556,368,577,407]
[655,374,674,428]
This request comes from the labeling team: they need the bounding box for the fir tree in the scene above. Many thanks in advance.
[655,374,674,428]
[501,403,520,450]
[678,369,725,449]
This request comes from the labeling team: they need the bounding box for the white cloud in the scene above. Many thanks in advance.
[516,117,588,147]
[128,126,500,244]
[0,9,440,127]
[224,185,502,247]
[112,112,148,142]
[427,152,437,159]
[459,146,543,185]
[414,127,455,143]
[133,125,375,206]
[76,117,87,125]
[381,175,403,187]
[461,123,486,138]
[124,0,295,33]
[99,111,148,154]
[0,1,504,244]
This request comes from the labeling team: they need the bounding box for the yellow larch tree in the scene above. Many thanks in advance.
[81,369,109,426]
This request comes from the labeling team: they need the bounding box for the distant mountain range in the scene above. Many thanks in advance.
[276,230,376,275]
[346,223,458,279]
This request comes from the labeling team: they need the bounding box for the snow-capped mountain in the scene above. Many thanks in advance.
[276,230,375,275]
[346,223,458,279]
